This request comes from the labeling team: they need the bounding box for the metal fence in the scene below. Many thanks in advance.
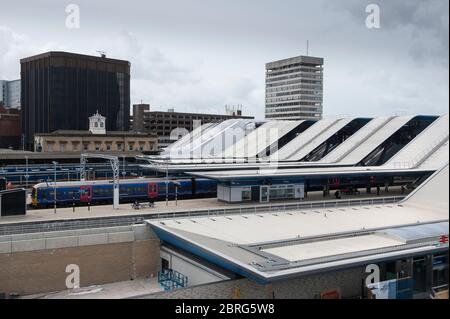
[0,196,405,236]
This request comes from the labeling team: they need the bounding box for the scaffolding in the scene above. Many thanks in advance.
[80,153,120,209]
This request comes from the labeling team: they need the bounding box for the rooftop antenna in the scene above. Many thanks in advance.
[306,40,309,56]
[96,50,106,58]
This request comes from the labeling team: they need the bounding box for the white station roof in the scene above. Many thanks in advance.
[147,164,449,283]
[279,118,357,161]
[188,165,435,181]
[337,115,415,165]
[319,116,393,164]
[384,114,449,169]
[161,119,255,159]
[143,114,447,174]
[220,120,303,159]
[271,118,338,161]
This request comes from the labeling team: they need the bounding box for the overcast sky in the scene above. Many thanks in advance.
[0,0,448,120]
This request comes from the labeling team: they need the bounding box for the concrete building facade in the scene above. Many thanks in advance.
[34,130,157,153]
[265,55,323,120]
[132,105,254,149]
[34,111,157,153]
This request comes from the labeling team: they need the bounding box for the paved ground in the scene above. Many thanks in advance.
[0,186,409,225]
[20,277,162,299]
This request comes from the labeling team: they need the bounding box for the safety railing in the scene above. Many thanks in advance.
[0,196,405,236]
[391,133,449,169]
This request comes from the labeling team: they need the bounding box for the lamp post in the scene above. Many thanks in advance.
[165,158,169,206]
[25,155,29,191]
[122,155,126,179]
[174,181,180,206]
[52,161,58,214]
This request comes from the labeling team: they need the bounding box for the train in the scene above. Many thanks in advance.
[0,163,144,186]
[31,178,217,208]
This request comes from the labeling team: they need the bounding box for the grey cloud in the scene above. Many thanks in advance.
[0,26,63,79]
[333,0,449,65]
[0,1,448,120]
[105,31,199,84]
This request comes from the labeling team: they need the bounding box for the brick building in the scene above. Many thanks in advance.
[0,104,21,149]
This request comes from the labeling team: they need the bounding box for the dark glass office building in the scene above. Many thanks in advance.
[21,51,130,150]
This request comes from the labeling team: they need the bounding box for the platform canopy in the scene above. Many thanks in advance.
[147,165,449,283]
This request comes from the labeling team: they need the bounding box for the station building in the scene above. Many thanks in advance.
[144,164,449,299]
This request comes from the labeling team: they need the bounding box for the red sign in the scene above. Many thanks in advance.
[439,235,449,244]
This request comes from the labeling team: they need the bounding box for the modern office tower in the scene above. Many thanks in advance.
[20,51,130,150]
[265,55,323,120]
[0,79,21,108]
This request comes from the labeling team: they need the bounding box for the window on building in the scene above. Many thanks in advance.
[432,253,448,288]
[95,144,100,151]
[106,144,111,151]
[47,143,53,152]
[117,143,122,151]
[60,144,66,152]
[241,188,252,201]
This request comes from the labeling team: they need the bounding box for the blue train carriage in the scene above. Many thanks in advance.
[31,178,217,208]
